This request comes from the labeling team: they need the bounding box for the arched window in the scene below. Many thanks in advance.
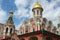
[47,26,51,32]
[33,28,35,31]
[29,37,38,40]
[43,18,47,23]
[20,38,25,40]
[25,29,28,33]
[25,25,29,33]
[46,37,52,40]
[10,28,12,34]
[6,28,8,34]
[33,11,35,15]
[40,25,41,30]
[12,38,15,40]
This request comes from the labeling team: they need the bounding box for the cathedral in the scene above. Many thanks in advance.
[0,1,60,40]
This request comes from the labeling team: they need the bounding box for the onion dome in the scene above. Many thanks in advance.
[33,2,42,8]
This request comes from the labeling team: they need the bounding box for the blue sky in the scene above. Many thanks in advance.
[0,0,60,30]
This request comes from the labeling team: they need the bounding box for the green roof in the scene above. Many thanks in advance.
[8,16,14,24]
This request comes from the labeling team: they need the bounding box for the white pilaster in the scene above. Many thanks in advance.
[3,27,6,36]
[7,27,10,36]
[12,28,14,33]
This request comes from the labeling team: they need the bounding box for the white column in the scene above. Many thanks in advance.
[38,24,40,30]
[23,25,25,34]
[12,28,14,34]
[7,27,10,36]
[3,27,6,36]
[35,9,37,17]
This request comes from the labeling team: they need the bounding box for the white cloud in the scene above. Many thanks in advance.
[14,0,33,29]
[0,1,7,24]
[15,0,28,8]
[42,0,60,26]
[0,8,7,23]
[14,0,60,29]
[14,8,29,19]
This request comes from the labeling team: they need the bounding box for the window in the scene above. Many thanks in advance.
[29,37,38,40]
[6,28,8,34]
[20,38,25,40]
[36,18,39,22]
[25,29,28,33]
[33,11,35,16]
[46,37,52,40]
[58,24,60,27]
[40,25,41,30]
[25,26,28,33]
[12,38,15,40]
[10,28,12,34]
[33,28,35,31]
[21,31,22,34]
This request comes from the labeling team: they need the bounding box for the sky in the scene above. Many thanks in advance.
[0,0,60,30]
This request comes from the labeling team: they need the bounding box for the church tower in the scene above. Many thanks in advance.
[32,1,43,21]
[32,1,43,30]
[3,10,15,38]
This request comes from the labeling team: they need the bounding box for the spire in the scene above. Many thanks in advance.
[32,0,43,21]
[9,9,13,17]
[6,0,14,25]
[7,10,14,25]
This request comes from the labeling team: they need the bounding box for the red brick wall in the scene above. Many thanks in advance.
[19,33,60,40]
[19,33,43,40]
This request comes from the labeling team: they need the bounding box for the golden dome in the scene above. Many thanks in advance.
[33,3,42,8]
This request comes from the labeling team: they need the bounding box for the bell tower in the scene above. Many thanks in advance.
[3,10,15,38]
[32,1,43,22]
[32,0,43,31]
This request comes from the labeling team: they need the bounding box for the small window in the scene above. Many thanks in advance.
[36,18,39,21]
[46,37,52,40]
[33,28,35,31]
[33,11,35,15]
[25,30,28,33]
[10,28,12,34]
[29,37,38,40]
[6,28,8,34]
[12,39,15,40]
[21,31,22,34]
[58,24,60,27]
[25,26,28,33]
[20,38,25,40]
[12,38,15,40]
[40,25,41,30]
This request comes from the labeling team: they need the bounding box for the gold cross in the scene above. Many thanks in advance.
[36,0,38,3]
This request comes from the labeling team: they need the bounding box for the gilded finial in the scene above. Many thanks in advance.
[33,0,42,8]
[9,9,13,17]
[36,0,38,3]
